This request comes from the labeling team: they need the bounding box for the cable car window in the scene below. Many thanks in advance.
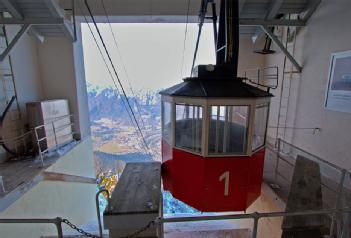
[252,103,269,151]
[209,106,249,155]
[175,104,203,153]
[162,101,172,144]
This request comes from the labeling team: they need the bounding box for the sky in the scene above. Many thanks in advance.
[81,23,216,92]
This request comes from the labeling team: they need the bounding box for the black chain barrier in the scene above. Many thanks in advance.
[62,217,159,238]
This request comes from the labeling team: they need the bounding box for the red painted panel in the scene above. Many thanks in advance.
[161,139,265,212]
[204,156,250,211]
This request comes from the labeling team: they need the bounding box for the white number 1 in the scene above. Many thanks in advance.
[219,171,230,196]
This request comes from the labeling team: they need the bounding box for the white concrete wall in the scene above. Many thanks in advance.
[0,138,96,238]
[6,26,44,119]
[238,35,265,77]
[37,31,91,139]
[264,0,351,171]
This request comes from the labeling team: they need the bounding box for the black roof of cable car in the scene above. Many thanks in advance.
[160,77,273,98]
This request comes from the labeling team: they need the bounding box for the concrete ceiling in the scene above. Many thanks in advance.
[60,0,311,23]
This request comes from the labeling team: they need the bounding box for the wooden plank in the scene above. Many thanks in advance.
[105,162,161,215]
[42,172,96,184]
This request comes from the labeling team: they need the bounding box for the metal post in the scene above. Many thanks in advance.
[52,121,58,150]
[54,217,64,238]
[251,213,259,238]
[71,0,77,42]
[96,189,109,238]
[211,1,218,47]
[329,169,347,237]
[34,127,44,167]
[274,138,281,184]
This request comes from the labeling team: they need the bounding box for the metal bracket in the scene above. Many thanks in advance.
[261,25,302,72]
[0,24,30,62]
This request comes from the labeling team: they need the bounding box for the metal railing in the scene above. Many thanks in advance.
[1,139,350,238]
[268,138,351,237]
[243,66,279,90]
[34,114,75,167]
[0,217,64,237]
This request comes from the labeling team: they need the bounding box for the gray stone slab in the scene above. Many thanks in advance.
[282,155,326,231]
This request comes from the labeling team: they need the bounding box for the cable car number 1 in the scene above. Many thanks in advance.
[219,171,230,196]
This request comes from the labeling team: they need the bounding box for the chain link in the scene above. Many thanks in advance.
[62,219,101,238]
[62,217,159,238]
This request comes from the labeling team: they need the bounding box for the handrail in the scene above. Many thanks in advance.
[34,114,75,167]
[278,138,344,172]
[0,217,63,238]
[243,66,279,90]
[96,189,109,238]
[34,114,74,130]
[2,208,351,238]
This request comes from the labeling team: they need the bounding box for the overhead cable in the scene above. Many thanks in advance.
[180,0,191,78]
[83,0,151,153]
[100,0,146,131]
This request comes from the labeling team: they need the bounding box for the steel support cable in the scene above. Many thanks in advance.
[100,0,146,131]
[80,12,137,132]
[81,12,149,156]
[77,1,136,131]
[83,0,151,155]
[180,0,191,78]
[190,0,209,76]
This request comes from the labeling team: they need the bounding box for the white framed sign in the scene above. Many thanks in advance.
[325,50,351,113]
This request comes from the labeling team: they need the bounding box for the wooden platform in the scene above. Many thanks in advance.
[104,162,162,238]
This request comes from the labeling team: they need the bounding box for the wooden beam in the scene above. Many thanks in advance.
[0,0,23,19]
[42,172,96,184]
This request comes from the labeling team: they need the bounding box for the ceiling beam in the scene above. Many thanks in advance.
[240,19,305,27]
[0,24,30,61]
[239,0,246,14]
[44,0,75,41]
[0,17,306,27]
[261,25,302,72]
[28,27,45,43]
[252,0,283,44]
[265,0,283,19]
[0,18,65,25]
[301,0,321,22]
[0,0,23,19]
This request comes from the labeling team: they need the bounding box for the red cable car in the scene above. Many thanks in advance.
[160,0,273,212]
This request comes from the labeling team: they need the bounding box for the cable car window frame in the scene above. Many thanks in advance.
[161,101,173,145]
[252,103,270,152]
[174,103,204,154]
[207,104,250,156]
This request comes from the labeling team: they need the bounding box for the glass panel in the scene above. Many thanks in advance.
[175,104,203,153]
[252,103,269,151]
[162,101,172,143]
[209,106,249,155]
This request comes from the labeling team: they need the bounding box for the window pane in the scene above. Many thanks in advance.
[252,104,269,151]
[162,101,172,143]
[175,104,203,153]
[209,106,249,154]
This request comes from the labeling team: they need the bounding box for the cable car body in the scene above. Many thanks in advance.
[160,77,272,212]
[160,0,274,212]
